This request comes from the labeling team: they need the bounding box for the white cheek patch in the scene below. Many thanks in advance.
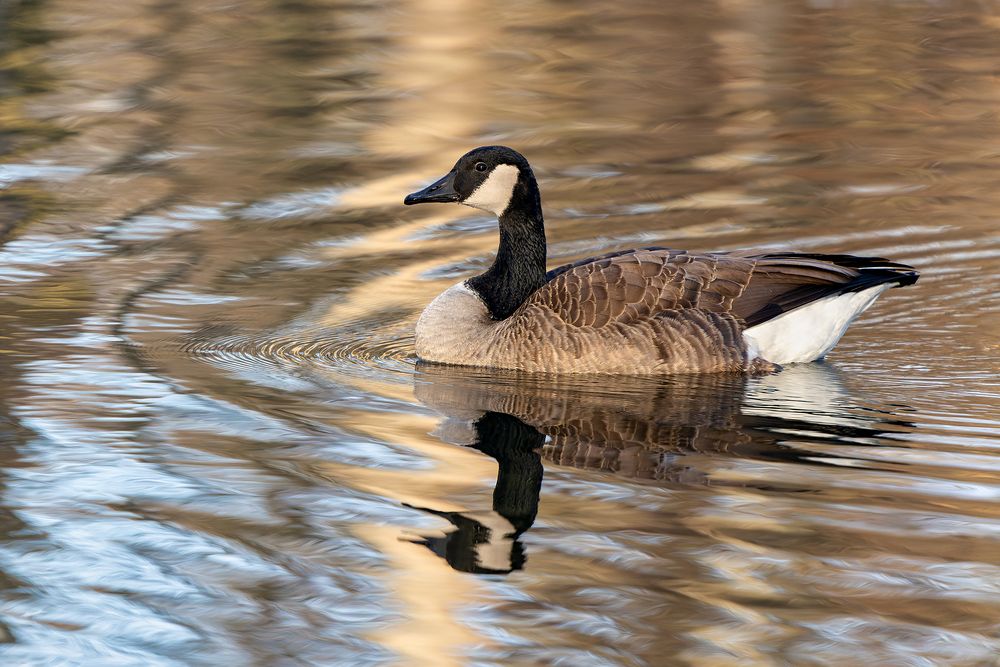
[463,164,520,216]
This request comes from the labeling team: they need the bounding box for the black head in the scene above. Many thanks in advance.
[407,146,547,320]
[404,146,535,217]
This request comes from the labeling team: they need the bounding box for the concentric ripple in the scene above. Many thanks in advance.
[174,320,417,385]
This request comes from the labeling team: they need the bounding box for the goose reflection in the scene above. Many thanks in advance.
[408,364,913,574]
[404,411,543,574]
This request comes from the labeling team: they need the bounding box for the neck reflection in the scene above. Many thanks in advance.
[406,411,542,575]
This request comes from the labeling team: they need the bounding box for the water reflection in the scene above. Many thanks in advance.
[406,411,543,574]
[3,0,1000,662]
[411,364,916,575]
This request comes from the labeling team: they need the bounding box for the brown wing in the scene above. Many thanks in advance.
[530,248,917,329]
[528,249,754,328]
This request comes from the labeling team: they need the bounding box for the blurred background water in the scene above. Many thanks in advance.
[1,0,999,664]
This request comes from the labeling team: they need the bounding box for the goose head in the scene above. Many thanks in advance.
[405,146,547,321]
[404,146,538,218]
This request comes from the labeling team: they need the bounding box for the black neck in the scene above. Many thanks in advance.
[467,173,547,320]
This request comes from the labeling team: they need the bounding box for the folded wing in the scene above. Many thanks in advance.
[530,247,917,330]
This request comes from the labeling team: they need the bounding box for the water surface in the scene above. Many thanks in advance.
[1,0,999,664]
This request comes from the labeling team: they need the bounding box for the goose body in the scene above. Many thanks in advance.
[405,147,918,374]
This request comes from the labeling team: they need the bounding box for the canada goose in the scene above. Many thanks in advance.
[404,146,919,374]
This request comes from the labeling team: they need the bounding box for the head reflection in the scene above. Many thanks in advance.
[406,411,542,574]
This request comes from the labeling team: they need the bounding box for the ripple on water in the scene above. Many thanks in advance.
[3,0,1000,663]
[176,322,416,384]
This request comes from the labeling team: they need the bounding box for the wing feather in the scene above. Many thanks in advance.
[528,248,917,329]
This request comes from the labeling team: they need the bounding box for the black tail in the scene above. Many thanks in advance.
[762,252,919,292]
[743,253,919,327]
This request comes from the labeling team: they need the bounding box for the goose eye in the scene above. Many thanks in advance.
[474,162,488,172]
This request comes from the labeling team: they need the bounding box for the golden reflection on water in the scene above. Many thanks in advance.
[1,0,1000,664]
